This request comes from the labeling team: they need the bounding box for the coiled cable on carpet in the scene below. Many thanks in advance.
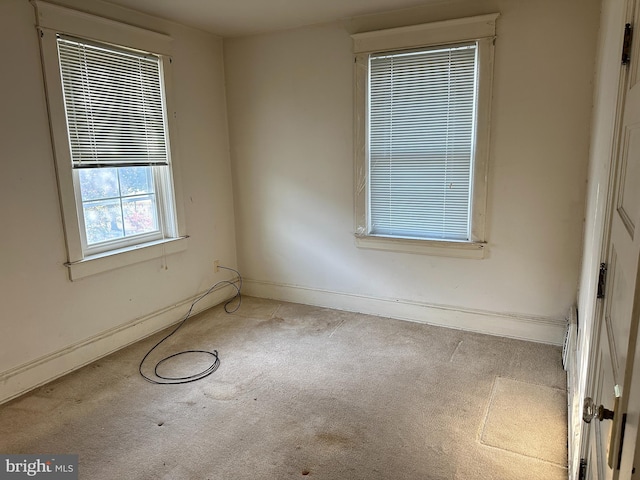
[138,266,242,384]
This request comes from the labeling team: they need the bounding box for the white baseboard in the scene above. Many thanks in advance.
[245,278,567,346]
[0,282,238,406]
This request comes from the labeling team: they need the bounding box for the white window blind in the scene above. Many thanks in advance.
[57,36,169,168]
[368,43,478,241]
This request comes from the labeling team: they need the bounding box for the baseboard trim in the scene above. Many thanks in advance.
[0,281,238,406]
[244,278,566,346]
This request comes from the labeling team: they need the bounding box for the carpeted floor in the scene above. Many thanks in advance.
[0,297,568,479]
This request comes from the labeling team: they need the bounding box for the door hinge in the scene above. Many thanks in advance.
[579,458,587,480]
[616,413,628,470]
[623,23,633,65]
[598,263,608,299]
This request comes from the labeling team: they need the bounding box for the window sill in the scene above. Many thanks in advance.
[65,236,189,281]
[355,234,486,259]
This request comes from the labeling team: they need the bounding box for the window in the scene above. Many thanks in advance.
[59,36,177,254]
[352,14,498,258]
[34,1,186,279]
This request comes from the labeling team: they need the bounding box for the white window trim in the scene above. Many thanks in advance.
[33,1,187,280]
[352,14,498,259]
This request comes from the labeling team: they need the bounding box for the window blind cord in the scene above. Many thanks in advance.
[138,266,243,384]
[159,216,168,271]
[156,180,169,270]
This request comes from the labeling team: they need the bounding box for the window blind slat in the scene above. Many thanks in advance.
[368,43,477,241]
[57,37,169,168]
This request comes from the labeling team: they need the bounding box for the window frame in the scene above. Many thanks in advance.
[33,0,187,280]
[352,14,498,259]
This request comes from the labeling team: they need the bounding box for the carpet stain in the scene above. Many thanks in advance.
[315,432,353,447]
[265,316,286,326]
[203,383,240,400]
[261,315,344,336]
[203,374,260,401]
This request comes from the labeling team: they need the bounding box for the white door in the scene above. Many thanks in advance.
[584,2,640,478]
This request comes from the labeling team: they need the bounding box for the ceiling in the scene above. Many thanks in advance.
[102,0,445,37]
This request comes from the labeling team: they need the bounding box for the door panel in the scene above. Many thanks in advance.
[617,124,640,236]
[607,246,631,380]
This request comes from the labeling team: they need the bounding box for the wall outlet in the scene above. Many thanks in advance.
[214,260,220,273]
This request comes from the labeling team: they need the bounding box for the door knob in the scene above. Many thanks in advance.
[583,397,615,423]
[583,385,622,469]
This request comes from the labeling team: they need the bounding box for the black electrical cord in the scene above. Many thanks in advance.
[138,266,242,384]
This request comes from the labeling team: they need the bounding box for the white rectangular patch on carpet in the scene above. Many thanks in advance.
[480,377,567,466]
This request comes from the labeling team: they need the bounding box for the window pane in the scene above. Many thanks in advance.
[78,168,119,201]
[122,195,158,236]
[118,167,155,196]
[80,166,161,246]
[83,199,124,244]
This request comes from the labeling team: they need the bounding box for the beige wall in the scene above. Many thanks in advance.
[224,0,600,341]
[0,0,237,401]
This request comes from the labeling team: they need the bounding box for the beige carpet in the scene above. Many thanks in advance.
[0,297,568,479]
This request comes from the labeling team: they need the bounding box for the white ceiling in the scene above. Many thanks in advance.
[102,0,444,37]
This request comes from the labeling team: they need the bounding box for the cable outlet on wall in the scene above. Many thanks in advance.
[214,260,220,273]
